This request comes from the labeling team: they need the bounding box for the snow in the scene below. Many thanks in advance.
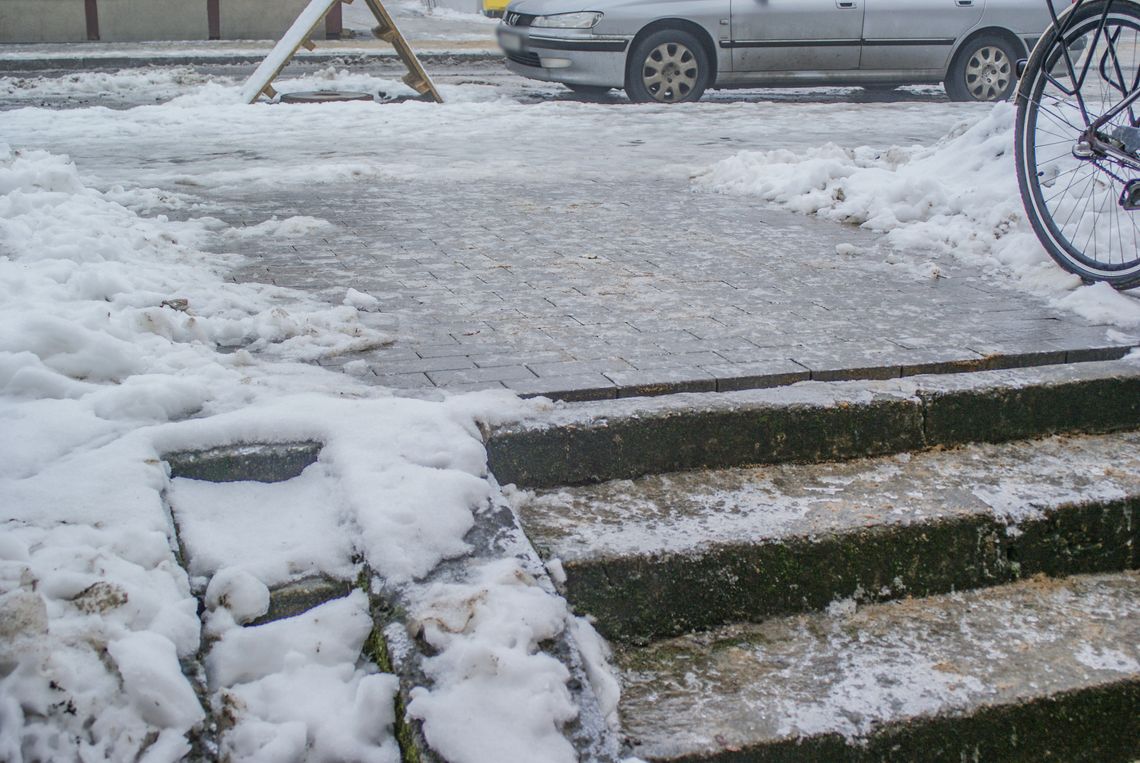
[0,524,201,762]
[406,558,579,763]
[569,616,622,731]
[0,142,579,761]
[2,49,1137,761]
[208,592,401,763]
[169,464,356,586]
[695,103,1140,327]
[107,631,206,730]
[204,568,271,624]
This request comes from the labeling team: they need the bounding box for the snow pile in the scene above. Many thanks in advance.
[406,559,579,763]
[207,591,400,763]
[0,67,218,102]
[0,144,390,387]
[0,525,202,762]
[695,103,1140,327]
[1,143,590,762]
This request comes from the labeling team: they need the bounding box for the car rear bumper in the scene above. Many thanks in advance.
[498,26,629,87]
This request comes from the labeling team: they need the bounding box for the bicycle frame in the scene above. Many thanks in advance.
[1038,0,1140,171]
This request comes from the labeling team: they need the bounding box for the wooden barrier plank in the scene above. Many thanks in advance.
[362,0,443,102]
[242,0,442,104]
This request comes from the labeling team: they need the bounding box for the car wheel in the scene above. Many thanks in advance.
[945,34,1019,102]
[626,29,710,104]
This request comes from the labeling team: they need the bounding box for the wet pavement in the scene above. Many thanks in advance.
[3,52,1135,399]
[217,158,1133,399]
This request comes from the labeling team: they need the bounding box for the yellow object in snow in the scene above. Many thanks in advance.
[482,0,511,18]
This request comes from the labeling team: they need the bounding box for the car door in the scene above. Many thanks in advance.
[860,0,986,71]
[728,0,864,72]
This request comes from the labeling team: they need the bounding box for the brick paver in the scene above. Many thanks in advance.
[215,170,1134,400]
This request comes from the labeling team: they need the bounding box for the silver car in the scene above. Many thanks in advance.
[497,0,1063,103]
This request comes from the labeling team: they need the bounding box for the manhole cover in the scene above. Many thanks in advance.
[279,90,375,104]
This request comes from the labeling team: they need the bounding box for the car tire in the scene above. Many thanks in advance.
[944,34,1019,102]
[625,29,710,104]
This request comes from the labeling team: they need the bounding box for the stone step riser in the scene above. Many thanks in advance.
[641,681,1140,763]
[563,497,1138,643]
[487,363,1140,489]
[616,573,1140,763]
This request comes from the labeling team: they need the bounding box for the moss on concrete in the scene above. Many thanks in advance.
[566,499,1138,644]
[488,399,924,489]
[652,681,1140,762]
[164,441,323,483]
[922,375,1140,447]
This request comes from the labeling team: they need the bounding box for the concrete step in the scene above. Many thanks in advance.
[615,571,1140,762]
[514,431,1140,643]
[487,360,1140,489]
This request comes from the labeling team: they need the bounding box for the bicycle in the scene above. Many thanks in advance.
[1015,0,1140,289]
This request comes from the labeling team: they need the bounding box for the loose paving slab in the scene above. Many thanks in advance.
[616,571,1140,762]
[515,430,1140,641]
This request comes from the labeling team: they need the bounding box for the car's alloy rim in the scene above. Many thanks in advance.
[642,42,699,103]
[964,45,1011,100]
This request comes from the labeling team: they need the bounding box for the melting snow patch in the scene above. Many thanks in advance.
[1074,644,1140,674]
[694,104,1140,328]
[775,645,986,740]
[1,142,580,761]
[406,558,580,763]
[226,215,333,238]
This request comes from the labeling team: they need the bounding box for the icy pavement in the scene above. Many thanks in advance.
[4,65,1135,398]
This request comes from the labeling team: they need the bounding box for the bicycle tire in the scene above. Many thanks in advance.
[1014,0,1140,289]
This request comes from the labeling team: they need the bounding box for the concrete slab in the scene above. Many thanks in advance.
[515,430,1140,641]
[617,572,1140,762]
[486,360,1140,489]
[164,441,322,483]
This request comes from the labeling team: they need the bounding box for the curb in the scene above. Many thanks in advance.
[0,49,502,72]
[485,360,1140,489]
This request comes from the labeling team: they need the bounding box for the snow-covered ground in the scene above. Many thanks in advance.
[0,137,612,761]
[1,61,1138,763]
[0,69,620,760]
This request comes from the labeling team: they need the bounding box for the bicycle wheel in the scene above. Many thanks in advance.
[1015,0,1140,289]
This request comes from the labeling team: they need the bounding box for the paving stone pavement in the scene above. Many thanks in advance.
[218,173,1135,400]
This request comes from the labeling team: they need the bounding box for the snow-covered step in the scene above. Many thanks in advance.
[615,571,1140,762]
[515,431,1140,643]
[487,360,1140,489]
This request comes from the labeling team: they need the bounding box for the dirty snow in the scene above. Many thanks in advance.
[0,143,588,761]
[2,47,1138,762]
[696,103,1140,327]
[406,559,579,763]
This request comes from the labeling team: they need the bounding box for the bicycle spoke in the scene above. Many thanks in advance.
[1015,0,1140,286]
